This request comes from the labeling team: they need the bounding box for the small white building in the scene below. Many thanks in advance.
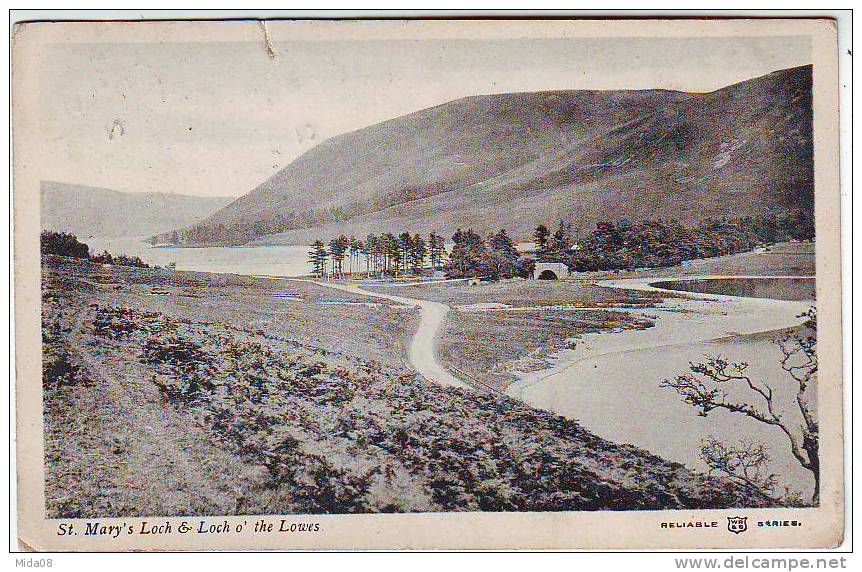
[533,262,572,280]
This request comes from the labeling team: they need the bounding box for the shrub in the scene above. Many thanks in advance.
[40,230,150,268]
[40,230,89,259]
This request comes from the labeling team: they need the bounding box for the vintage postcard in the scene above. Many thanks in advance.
[12,18,843,550]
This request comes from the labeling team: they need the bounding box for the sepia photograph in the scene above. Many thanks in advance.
[12,17,845,551]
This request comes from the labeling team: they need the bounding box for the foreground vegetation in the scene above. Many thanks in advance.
[42,259,771,516]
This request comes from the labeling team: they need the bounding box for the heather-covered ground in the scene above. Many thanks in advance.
[42,258,765,517]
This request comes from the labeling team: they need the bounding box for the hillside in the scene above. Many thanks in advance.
[175,65,813,246]
[41,181,234,240]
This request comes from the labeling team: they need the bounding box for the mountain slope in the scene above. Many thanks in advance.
[185,65,813,245]
[41,181,235,239]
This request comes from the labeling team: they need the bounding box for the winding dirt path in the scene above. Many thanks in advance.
[310,280,468,389]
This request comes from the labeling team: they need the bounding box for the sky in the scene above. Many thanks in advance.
[37,34,811,197]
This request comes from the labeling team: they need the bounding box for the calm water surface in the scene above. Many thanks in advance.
[87,237,312,277]
[88,236,465,278]
[651,277,816,301]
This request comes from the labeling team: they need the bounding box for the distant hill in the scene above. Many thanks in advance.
[41,181,235,240]
[173,65,813,246]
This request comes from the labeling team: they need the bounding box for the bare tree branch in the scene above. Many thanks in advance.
[662,307,819,504]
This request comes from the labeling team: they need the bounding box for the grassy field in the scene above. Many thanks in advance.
[42,257,767,516]
[367,277,668,308]
[47,259,417,367]
[439,309,655,391]
[367,279,664,392]
[362,242,814,391]
[672,241,815,276]
[653,277,815,301]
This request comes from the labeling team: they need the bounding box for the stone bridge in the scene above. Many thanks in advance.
[533,262,571,280]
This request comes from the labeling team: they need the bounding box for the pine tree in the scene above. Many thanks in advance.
[488,228,519,259]
[389,234,403,276]
[410,234,427,275]
[549,220,573,253]
[308,240,328,277]
[398,232,412,271]
[486,228,522,279]
[381,232,396,275]
[329,236,349,277]
[534,224,550,255]
[429,231,445,270]
[348,236,361,275]
[444,228,487,278]
[363,234,375,276]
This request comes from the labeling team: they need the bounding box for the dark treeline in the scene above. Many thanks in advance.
[40,230,90,259]
[41,230,151,269]
[165,210,331,246]
[534,212,814,271]
[160,205,375,246]
[308,228,534,280]
[308,211,813,279]
[308,231,446,278]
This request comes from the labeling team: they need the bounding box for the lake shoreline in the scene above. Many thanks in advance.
[505,273,816,496]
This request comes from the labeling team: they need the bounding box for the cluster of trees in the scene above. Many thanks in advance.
[534,212,814,272]
[90,251,150,268]
[41,230,150,269]
[533,220,576,257]
[308,231,446,278]
[307,210,813,280]
[40,231,90,259]
[308,228,534,281]
[444,228,534,280]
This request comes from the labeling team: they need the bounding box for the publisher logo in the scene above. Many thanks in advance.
[727,516,748,535]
